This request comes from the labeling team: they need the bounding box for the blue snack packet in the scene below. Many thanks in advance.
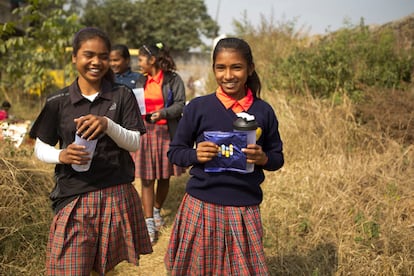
[203,131,248,173]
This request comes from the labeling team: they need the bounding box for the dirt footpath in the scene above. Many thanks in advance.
[112,175,188,275]
[112,225,172,275]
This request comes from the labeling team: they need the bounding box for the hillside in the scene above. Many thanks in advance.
[380,13,414,50]
[356,13,414,147]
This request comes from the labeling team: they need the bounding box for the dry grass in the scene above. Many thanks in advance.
[0,141,54,275]
[1,89,413,275]
[262,91,414,275]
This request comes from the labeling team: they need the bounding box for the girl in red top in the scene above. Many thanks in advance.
[132,43,186,243]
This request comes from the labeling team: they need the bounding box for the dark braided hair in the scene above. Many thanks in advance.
[139,42,176,72]
[212,37,261,98]
[72,27,114,83]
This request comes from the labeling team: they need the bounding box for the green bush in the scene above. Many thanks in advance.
[274,22,413,100]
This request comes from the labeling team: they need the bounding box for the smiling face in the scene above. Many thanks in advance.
[72,37,110,92]
[213,48,254,100]
[110,49,130,74]
[137,53,155,75]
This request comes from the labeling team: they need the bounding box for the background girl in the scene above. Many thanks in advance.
[109,44,141,89]
[132,42,186,244]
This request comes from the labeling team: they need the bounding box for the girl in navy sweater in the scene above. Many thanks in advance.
[165,37,284,275]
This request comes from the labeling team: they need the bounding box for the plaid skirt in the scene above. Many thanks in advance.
[164,193,269,276]
[46,183,153,276]
[132,122,186,179]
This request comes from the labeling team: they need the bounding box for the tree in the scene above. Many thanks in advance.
[81,0,219,51]
[0,0,81,98]
[80,0,143,47]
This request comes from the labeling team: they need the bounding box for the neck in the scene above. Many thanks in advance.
[78,78,101,95]
[149,67,160,77]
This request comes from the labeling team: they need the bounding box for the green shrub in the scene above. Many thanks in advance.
[274,21,413,100]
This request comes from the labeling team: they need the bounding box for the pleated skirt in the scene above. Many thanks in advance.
[132,122,186,180]
[165,193,270,276]
[46,183,153,275]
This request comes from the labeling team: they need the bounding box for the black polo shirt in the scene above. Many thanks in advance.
[30,79,146,213]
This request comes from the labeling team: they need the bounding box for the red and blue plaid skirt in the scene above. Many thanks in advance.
[132,122,186,180]
[165,193,270,275]
[46,183,153,275]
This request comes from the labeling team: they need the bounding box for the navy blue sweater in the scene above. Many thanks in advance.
[168,93,284,206]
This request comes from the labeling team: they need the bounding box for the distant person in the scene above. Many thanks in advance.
[186,76,195,99]
[29,27,152,275]
[164,37,284,275]
[132,42,186,244]
[110,44,142,89]
[0,100,11,121]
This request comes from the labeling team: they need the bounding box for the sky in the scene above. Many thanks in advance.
[204,0,414,36]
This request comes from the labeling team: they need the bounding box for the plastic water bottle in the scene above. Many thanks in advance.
[233,112,258,173]
[71,134,97,172]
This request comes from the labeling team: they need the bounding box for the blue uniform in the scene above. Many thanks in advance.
[114,68,141,89]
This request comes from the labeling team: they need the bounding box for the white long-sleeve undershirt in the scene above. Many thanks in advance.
[34,117,141,164]
[34,138,62,163]
[105,117,141,152]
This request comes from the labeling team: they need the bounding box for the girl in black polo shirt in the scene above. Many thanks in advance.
[30,27,152,275]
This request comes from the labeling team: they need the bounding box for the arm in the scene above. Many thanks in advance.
[34,138,62,164]
[35,138,91,166]
[240,103,284,171]
[105,117,140,152]
[74,115,141,152]
[159,73,186,120]
[260,108,284,171]
[167,103,199,167]
[35,115,141,164]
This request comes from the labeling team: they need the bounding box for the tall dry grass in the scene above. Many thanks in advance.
[0,141,54,275]
[1,89,412,275]
[261,91,413,275]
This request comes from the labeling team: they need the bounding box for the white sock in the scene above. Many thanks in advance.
[153,207,161,216]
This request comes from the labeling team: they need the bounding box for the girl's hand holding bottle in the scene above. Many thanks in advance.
[74,114,108,140]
